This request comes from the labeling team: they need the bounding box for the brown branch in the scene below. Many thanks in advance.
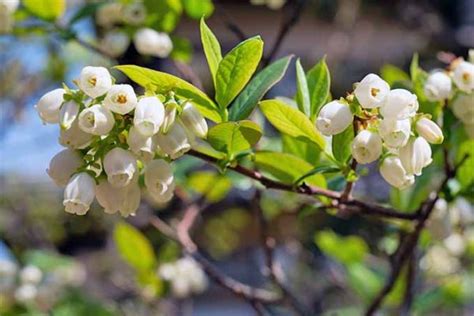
[400,249,416,315]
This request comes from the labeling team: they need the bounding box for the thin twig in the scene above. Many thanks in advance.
[400,249,416,316]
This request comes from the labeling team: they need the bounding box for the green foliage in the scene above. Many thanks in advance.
[346,263,383,302]
[23,0,65,21]
[332,125,354,163]
[314,230,368,265]
[170,36,193,63]
[259,99,325,150]
[295,58,311,117]
[114,222,156,271]
[307,57,331,120]
[183,0,214,19]
[229,55,292,121]
[380,64,410,86]
[23,250,75,272]
[281,134,320,164]
[215,37,264,108]
[188,171,232,203]
[200,18,222,86]
[456,140,474,188]
[52,291,116,316]
[144,0,183,33]
[410,54,442,118]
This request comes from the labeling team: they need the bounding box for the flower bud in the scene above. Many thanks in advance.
[59,101,80,130]
[127,126,156,162]
[133,28,173,58]
[78,104,115,135]
[427,199,452,239]
[452,61,474,93]
[443,233,466,256]
[399,137,432,176]
[316,101,353,136]
[47,149,83,187]
[379,156,415,189]
[95,2,123,27]
[103,84,137,115]
[96,176,141,217]
[452,94,474,125]
[144,159,174,195]
[423,71,452,101]
[35,88,65,124]
[180,102,208,138]
[134,96,165,136]
[354,73,390,108]
[59,118,93,149]
[77,66,112,98]
[161,101,178,133]
[155,123,191,159]
[378,118,411,148]
[416,117,443,144]
[100,30,130,58]
[122,1,147,25]
[63,172,96,215]
[351,130,383,164]
[380,89,418,120]
[103,147,137,187]
[20,265,42,285]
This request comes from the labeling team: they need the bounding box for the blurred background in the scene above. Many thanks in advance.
[1,0,473,315]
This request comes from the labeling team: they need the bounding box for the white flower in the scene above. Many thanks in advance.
[0,0,19,14]
[378,118,411,148]
[59,101,80,130]
[96,177,141,217]
[47,149,83,187]
[122,1,147,25]
[443,233,466,256]
[159,257,207,298]
[380,89,419,120]
[77,66,112,98]
[35,88,65,124]
[416,117,443,144]
[354,73,390,109]
[452,93,474,125]
[144,159,174,195]
[63,172,96,215]
[351,130,382,164]
[134,96,165,136]
[14,284,38,303]
[449,198,474,225]
[420,245,460,276]
[59,118,94,149]
[155,123,192,159]
[103,84,138,115]
[127,126,156,162]
[146,182,175,205]
[399,137,432,176]
[379,156,415,189]
[103,147,137,187]
[134,28,173,58]
[78,104,115,135]
[20,265,42,285]
[266,0,286,10]
[161,101,178,133]
[452,61,474,93]
[100,30,130,58]
[96,2,123,27]
[423,71,452,101]
[427,199,452,240]
[180,102,208,138]
[0,259,18,292]
[316,101,353,136]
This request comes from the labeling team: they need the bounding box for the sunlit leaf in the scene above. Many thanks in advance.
[114,222,156,271]
[207,120,262,157]
[200,18,222,86]
[23,0,65,21]
[307,57,330,120]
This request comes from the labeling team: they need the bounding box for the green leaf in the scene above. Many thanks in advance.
[380,64,410,86]
[69,2,103,25]
[144,0,183,33]
[170,36,193,63]
[314,230,369,265]
[294,165,340,185]
[282,134,321,164]
[200,18,222,87]
[347,263,383,302]
[114,222,156,271]
[332,125,354,163]
[295,58,311,117]
[183,0,214,19]
[23,0,65,21]
[188,171,233,203]
[215,37,264,108]
[23,250,75,272]
[307,57,330,120]
[229,55,292,121]
[207,120,262,157]
[115,65,222,122]
[254,151,326,188]
[259,99,325,150]
[456,140,474,188]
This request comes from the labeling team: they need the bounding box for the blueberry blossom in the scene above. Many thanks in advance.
[77,66,112,98]
[316,100,353,136]
[379,156,415,189]
[63,172,96,215]
[127,126,156,162]
[100,30,130,58]
[47,149,83,187]
[452,60,474,93]
[59,119,93,149]
[179,102,208,138]
[423,71,452,101]
[399,137,432,176]
[35,88,65,124]
[351,130,383,164]
[378,118,411,148]
[134,28,173,58]
[380,89,419,120]
[354,73,390,109]
[144,159,174,196]
[155,123,192,159]
[59,101,80,130]
[134,96,165,136]
[103,84,138,115]
[452,93,474,125]
[416,117,444,144]
[103,147,137,188]
[78,104,115,135]
[96,176,141,217]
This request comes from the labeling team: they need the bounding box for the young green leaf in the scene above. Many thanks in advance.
[170,36,193,63]
[332,125,354,163]
[294,165,341,185]
[23,0,65,21]
[200,18,222,86]
[259,99,325,150]
[143,0,183,33]
[380,64,410,86]
[114,222,156,271]
[307,57,330,120]
[115,65,223,122]
[215,37,264,108]
[183,0,214,19]
[188,171,232,203]
[207,120,262,157]
[282,134,321,164]
[229,55,292,121]
[295,58,311,117]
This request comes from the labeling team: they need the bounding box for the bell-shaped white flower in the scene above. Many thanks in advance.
[354,73,390,109]
[420,245,460,276]
[180,102,208,138]
[77,66,112,98]
[100,30,130,58]
[159,257,207,298]
[95,2,123,27]
[78,104,115,135]
[14,284,38,303]
[380,89,419,120]
[59,118,93,149]
[134,96,165,136]
[443,233,466,257]
[59,101,80,130]
[147,182,175,205]
[145,159,174,195]
[133,28,173,58]
[427,199,452,240]
[379,156,415,189]
[103,84,137,115]
[316,101,353,136]
[20,265,42,285]
[35,88,65,124]
[399,137,432,176]
[155,123,191,159]
[122,1,147,25]
[424,71,452,101]
[96,176,141,217]
[161,101,178,134]
[416,117,443,144]
[452,94,474,125]
[452,61,474,93]
[378,118,411,148]
[103,147,137,187]
[351,130,382,164]
[47,149,83,187]
[127,126,156,162]
[63,172,96,215]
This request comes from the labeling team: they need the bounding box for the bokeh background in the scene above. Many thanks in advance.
[1,0,473,315]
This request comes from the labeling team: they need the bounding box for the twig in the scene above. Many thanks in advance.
[400,249,416,316]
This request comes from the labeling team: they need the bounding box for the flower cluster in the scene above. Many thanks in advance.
[449,59,474,138]
[0,0,19,33]
[158,257,208,298]
[36,66,208,217]
[96,1,173,58]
